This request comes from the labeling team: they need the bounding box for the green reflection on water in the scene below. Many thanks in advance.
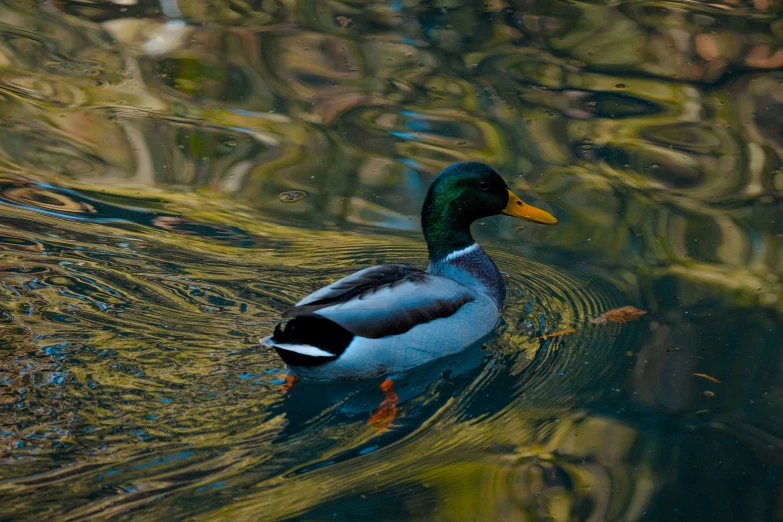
[0,0,782,520]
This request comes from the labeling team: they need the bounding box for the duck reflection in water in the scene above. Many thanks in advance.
[278,340,490,433]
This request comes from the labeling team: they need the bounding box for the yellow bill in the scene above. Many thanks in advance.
[501,190,558,225]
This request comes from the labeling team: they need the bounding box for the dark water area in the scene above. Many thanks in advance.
[0,0,782,520]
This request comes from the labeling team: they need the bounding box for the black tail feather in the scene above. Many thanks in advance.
[271,316,355,369]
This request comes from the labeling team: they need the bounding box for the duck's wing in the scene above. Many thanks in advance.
[285,264,476,339]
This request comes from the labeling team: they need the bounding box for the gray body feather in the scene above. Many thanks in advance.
[263,244,505,380]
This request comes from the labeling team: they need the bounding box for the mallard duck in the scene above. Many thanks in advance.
[261,162,557,385]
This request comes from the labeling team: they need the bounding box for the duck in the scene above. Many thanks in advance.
[261,162,557,389]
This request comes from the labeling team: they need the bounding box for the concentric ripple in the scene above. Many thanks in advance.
[0,175,637,520]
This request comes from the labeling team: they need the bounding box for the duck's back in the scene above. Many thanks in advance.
[261,264,500,379]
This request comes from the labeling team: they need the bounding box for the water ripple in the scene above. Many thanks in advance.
[1,0,781,518]
[0,178,634,519]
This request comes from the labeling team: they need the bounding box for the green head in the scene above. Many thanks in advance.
[421,162,557,261]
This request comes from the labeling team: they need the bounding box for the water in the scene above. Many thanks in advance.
[0,0,782,520]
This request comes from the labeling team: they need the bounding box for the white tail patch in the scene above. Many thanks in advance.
[260,337,335,358]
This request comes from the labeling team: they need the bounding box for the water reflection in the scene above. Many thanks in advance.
[0,0,782,519]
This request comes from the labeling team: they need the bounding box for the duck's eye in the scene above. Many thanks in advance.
[478,180,490,191]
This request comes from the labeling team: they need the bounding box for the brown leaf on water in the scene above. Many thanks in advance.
[693,373,721,384]
[537,328,576,340]
[593,306,647,324]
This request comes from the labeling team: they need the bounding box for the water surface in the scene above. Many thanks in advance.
[0,0,782,520]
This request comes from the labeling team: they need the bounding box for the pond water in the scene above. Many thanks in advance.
[1,0,782,520]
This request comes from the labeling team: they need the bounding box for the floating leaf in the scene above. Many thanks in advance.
[693,373,721,384]
[592,306,646,324]
[537,328,576,340]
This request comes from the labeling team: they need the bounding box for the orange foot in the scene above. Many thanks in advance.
[279,373,298,392]
[368,379,398,431]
